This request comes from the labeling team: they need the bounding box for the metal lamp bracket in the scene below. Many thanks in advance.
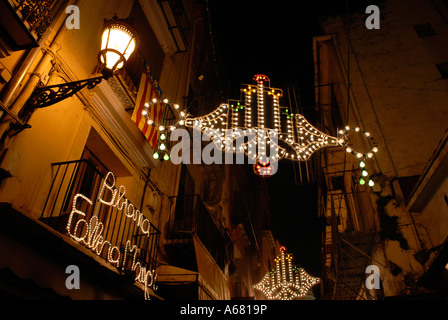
[28,75,105,109]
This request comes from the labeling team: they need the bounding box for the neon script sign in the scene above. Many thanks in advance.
[66,172,158,299]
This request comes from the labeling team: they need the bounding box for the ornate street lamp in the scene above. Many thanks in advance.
[98,17,138,78]
[29,16,138,109]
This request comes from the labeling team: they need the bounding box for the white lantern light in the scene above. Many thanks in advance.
[99,17,138,75]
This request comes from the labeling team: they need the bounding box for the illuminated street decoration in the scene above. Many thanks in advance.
[253,246,320,300]
[338,126,378,160]
[338,126,378,187]
[358,159,375,187]
[140,97,180,161]
[253,160,276,177]
[66,171,158,300]
[140,74,378,179]
[181,75,343,165]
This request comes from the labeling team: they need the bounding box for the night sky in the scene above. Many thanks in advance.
[207,1,380,279]
[207,1,328,277]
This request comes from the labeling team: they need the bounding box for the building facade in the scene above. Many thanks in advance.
[313,0,448,299]
[0,0,275,300]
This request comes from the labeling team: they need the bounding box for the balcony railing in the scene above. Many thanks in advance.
[158,0,190,52]
[10,0,62,41]
[167,194,230,271]
[40,159,160,273]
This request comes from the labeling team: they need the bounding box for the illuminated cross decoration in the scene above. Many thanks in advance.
[182,75,343,163]
[141,74,379,180]
[253,246,320,300]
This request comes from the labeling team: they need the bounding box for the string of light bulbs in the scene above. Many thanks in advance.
[139,75,379,183]
[338,125,378,159]
[253,246,320,300]
[337,125,379,187]
[141,97,189,161]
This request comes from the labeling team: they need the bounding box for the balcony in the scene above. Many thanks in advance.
[0,0,63,56]
[40,159,160,274]
[158,0,191,53]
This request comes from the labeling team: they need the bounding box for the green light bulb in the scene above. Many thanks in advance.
[359,178,366,185]
[160,133,166,141]
[163,154,170,161]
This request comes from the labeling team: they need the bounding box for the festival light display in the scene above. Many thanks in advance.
[140,74,378,182]
[253,246,320,300]
[66,171,158,300]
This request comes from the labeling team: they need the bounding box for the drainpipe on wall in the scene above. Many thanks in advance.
[0,0,77,170]
[7,3,79,118]
[0,0,76,119]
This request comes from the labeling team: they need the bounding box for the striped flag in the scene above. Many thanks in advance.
[131,72,163,149]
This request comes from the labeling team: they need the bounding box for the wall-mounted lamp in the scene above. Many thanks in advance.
[28,16,138,109]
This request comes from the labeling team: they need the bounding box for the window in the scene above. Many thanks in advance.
[436,62,448,79]
[124,1,165,89]
[397,175,420,203]
[158,0,191,52]
[413,23,436,38]
[330,175,345,190]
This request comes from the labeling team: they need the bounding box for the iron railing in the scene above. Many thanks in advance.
[10,0,63,41]
[41,159,160,272]
[158,0,190,52]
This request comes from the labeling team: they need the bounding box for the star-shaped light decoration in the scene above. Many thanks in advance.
[254,246,320,300]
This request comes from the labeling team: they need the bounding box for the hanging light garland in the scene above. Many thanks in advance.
[337,126,379,187]
[338,126,378,160]
[141,97,189,162]
[253,246,320,300]
[358,159,375,187]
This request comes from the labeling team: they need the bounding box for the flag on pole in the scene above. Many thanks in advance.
[132,71,164,149]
